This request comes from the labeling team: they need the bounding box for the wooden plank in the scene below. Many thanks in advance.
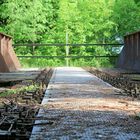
[0,71,41,83]
[123,74,140,81]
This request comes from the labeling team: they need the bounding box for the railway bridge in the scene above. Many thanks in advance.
[0,31,140,139]
[30,67,140,140]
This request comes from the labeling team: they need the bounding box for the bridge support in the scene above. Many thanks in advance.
[0,33,21,72]
[118,31,140,72]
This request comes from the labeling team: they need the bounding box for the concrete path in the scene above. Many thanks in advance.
[30,67,140,140]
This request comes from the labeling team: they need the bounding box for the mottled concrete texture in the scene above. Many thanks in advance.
[30,67,140,140]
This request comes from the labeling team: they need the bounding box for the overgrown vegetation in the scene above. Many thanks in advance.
[0,0,140,67]
[0,84,39,97]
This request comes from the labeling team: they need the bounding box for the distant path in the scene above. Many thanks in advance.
[30,67,140,140]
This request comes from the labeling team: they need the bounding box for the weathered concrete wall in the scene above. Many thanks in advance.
[0,33,21,72]
[117,31,140,72]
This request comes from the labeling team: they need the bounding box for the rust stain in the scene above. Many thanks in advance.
[0,33,21,72]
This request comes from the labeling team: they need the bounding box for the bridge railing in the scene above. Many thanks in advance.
[13,43,123,59]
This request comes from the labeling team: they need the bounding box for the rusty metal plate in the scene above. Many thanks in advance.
[0,33,21,72]
[118,31,140,72]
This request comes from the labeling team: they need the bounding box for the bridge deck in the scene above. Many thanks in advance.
[30,67,140,140]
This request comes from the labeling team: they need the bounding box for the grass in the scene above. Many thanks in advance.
[0,84,39,97]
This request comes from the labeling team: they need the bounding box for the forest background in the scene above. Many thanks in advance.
[0,0,140,67]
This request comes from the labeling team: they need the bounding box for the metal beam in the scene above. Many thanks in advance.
[18,55,118,58]
[13,43,123,47]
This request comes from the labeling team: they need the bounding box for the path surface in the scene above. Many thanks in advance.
[30,67,140,140]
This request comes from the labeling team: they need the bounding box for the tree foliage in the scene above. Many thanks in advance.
[0,0,139,67]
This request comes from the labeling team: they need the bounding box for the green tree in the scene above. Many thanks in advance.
[0,0,139,67]
[0,0,46,42]
[113,0,140,37]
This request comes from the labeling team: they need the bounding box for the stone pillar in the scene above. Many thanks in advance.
[0,33,21,72]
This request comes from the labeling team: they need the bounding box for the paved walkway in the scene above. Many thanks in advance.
[30,67,140,140]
